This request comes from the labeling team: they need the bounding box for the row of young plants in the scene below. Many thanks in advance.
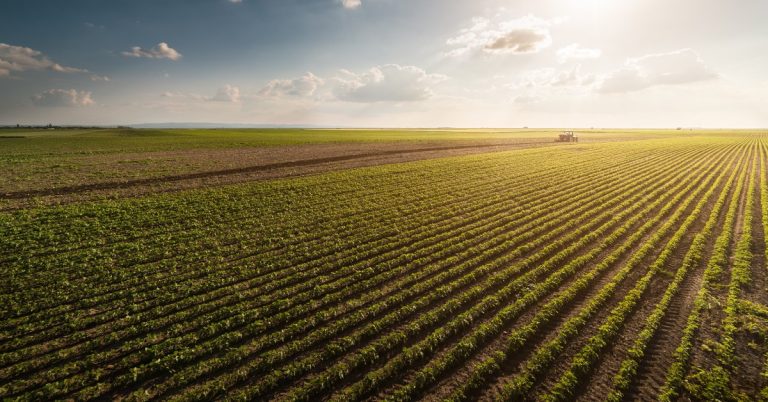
[0,173,596,396]
[162,161,684,402]
[689,141,759,401]
[0,143,676,398]
[3,139,752,402]
[493,143,746,402]
[538,142,748,401]
[655,144,750,401]
[1,152,547,316]
[603,142,754,401]
[1,148,600,342]
[432,143,743,402]
[3,142,612,273]
[2,177,603,398]
[0,162,556,354]
[760,140,768,400]
[76,147,672,402]
[111,144,740,402]
[3,156,524,314]
[232,145,730,402]
[125,152,694,402]
[0,151,510,255]
[4,144,672,330]
[0,144,652,386]
[328,142,736,402]
[0,143,636,332]
[2,152,533,281]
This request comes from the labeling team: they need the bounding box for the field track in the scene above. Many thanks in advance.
[1,132,767,400]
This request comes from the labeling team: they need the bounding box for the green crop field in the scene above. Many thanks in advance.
[1,129,767,401]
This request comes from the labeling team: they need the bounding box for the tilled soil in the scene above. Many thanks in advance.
[0,139,558,210]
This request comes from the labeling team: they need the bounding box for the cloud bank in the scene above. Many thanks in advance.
[598,49,718,93]
[259,72,323,97]
[211,85,241,102]
[32,89,94,107]
[0,43,87,77]
[341,0,361,9]
[446,15,553,57]
[333,64,447,102]
[122,42,182,61]
[557,44,602,63]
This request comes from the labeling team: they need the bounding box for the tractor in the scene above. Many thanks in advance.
[556,131,578,143]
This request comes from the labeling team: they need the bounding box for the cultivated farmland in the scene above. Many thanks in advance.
[1,129,767,400]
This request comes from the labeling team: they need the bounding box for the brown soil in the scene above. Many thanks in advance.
[510,151,730,401]
[730,152,768,396]
[0,139,557,210]
[579,148,750,402]
[325,147,708,402]
[683,151,754,399]
[404,157,694,402]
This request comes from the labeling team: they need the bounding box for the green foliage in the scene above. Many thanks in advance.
[1,131,765,401]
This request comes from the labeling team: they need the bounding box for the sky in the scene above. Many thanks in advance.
[1,0,767,128]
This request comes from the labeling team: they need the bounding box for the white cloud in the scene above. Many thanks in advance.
[557,44,601,63]
[228,0,243,3]
[550,66,595,87]
[122,42,182,61]
[259,72,324,97]
[332,64,447,102]
[446,15,554,57]
[597,48,718,94]
[508,66,594,90]
[90,74,110,82]
[500,66,595,105]
[0,43,87,77]
[211,84,241,102]
[31,89,94,107]
[484,29,550,54]
[341,0,361,9]
[160,86,241,103]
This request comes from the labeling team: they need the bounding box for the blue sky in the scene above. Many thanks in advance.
[1,0,767,127]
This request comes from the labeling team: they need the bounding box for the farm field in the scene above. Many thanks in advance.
[0,128,684,209]
[1,129,768,401]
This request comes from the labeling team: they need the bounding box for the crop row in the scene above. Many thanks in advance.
[604,140,754,401]
[0,143,688,398]
[0,143,678,374]
[541,142,747,401]
[220,144,742,401]
[1,143,662,327]
[2,136,762,401]
[69,144,692,401]
[656,143,750,402]
[442,141,745,402]
[331,141,741,402]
